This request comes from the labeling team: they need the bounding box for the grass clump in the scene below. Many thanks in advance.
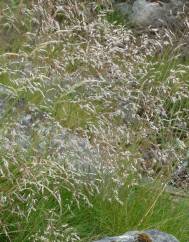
[0,1,189,241]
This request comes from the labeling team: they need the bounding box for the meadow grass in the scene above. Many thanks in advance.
[0,1,189,241]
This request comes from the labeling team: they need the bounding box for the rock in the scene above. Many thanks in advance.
[20,114,33,126]
[170,160,189,190]
[0,85,14,118]
[119,98,140,125]
[0,99,5,118]
[94,229,179,242]
[113,2,133,17]
[131,0,165,26]
[113,0,185,28]
[0,106,103,173]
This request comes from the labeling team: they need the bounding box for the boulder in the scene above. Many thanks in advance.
[113,0,185,28]
[94,229,179,242]
[0,105,103,173]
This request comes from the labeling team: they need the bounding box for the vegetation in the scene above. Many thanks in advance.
[0,1,189,241]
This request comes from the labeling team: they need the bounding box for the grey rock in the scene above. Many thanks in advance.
[131,0,165,26]
[0,99,5,117]
[0,107,104,173]
[0,85,14,118]
[20,114,33,126]
[94,229,179,242]
[113,0,185,28]
[119,98,140,125]
[171,160,189,189]
[113,2,133,17]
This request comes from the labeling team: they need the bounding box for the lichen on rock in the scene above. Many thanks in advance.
[94,229,179,242]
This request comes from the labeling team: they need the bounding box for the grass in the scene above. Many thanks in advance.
[0,1,189,241]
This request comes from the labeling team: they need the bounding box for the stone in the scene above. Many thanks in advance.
[113,0,185,28]
[113,2,133,17]
[94,229,179,242]
[0,106,103,173]
[131,0,165,26]
[0,85,13,118]
[171,160,189,190]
